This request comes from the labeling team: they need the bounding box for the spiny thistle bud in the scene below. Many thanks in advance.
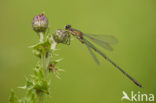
[52,29,70,44]
[32,13,48,32]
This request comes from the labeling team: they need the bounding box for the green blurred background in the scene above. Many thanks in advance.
[0,0,156,103]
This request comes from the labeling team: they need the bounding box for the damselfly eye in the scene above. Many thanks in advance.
[65,25,71,30]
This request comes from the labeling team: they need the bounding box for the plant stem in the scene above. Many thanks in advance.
[39,32,44,42]
[41,52,46,72]
[39,32,47,75]
[38,92,44,103]
[51,40,57,50]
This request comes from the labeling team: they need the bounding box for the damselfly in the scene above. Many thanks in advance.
[64,25,142,87]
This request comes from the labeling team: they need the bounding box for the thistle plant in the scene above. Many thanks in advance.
[9,13,67,103]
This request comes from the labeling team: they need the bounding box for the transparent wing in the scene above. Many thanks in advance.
[84,42,100,65]
[84,34,118,44]
[83,34,118,51]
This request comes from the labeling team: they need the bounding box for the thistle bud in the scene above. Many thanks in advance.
[32,13,48,32]
[52,29,70,44]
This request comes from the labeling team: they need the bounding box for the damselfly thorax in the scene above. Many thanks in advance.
[65,25,84,43]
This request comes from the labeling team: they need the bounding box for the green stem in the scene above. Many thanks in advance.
[39,32,47,73]
[39,32,44,42]
[41,52,46,72]
[38,92,43,103]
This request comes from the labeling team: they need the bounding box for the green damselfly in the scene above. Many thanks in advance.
[64,25,142,87]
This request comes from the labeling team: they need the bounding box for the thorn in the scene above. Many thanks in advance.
[55,58,64,62]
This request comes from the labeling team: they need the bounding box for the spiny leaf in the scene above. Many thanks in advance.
[9,90,20,103]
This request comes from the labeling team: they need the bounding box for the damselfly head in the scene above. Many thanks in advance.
[65,25,71,30]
